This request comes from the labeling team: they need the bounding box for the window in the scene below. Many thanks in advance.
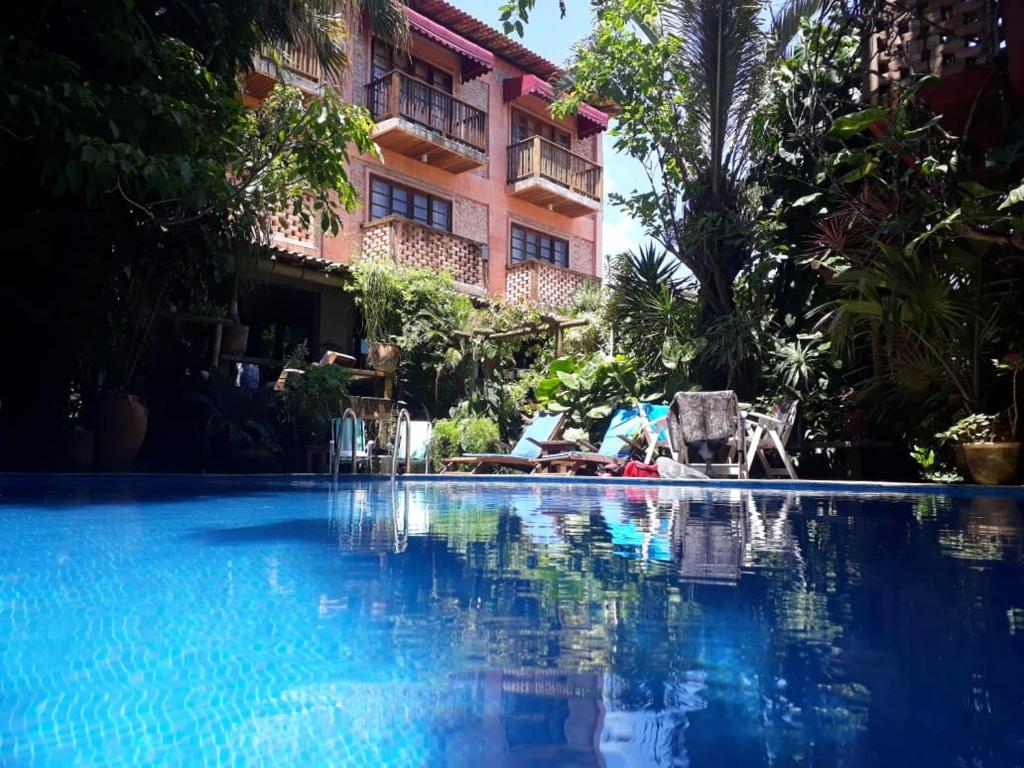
[369,176,453,231]
[510,224,569,268]
[371,39,453,93]
[512,110,571,147]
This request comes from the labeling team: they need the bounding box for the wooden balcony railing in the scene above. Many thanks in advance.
[284,40,323,82]
[365,70,488,153]
[507,136,602,201]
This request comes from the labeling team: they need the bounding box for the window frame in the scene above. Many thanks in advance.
[509,223,570,269]
[370,38,455,94]
[368,175,454,233]
[510,107,572,148]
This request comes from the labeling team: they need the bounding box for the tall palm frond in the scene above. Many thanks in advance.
[256,0,409,80]
[660,0,767,199]
[768,0,825,58]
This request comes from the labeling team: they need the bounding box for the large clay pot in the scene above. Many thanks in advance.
[953,444,969,477]
[963,442,1021,485]
[221,323,250,357]
[367,342,400,374]
[95,393,148,471]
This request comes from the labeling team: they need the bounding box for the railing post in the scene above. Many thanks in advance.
[533,135,542,179]
[389,71,400,120]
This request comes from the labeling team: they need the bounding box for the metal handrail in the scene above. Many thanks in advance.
[391,408,413,488]
[331,407,359,477]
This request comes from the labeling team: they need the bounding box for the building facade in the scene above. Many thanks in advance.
[249,0,607,314]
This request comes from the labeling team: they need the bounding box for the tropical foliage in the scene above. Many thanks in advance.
[430,416,503,467]
[534,353,658,436]
[0,0,405,468]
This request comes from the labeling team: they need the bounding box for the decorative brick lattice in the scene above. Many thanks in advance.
[505,260,598,309]
[870,0,1000,91]
[269,203,319,256]
[360,217,487,290]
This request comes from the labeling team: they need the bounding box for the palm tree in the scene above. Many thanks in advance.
[254,0,410,79]
[570,0,823,386]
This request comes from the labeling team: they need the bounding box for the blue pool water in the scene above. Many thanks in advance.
[1,477,1023,767]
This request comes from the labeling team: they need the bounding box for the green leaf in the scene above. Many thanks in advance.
[792,192,823,208]
[555,371,580,389]
[998,182,1024,210]
[840,157,877,183]
[827,107,887,139]
[959,180,999,198]
[586,405,612,420]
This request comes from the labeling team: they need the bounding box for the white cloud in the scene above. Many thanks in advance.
[602,213,642,259]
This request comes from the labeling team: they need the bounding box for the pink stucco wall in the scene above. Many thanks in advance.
[318,24,603,299]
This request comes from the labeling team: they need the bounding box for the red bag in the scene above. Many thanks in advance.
[622,460,659,478]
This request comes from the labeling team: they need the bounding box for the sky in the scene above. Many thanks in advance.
[446,0,650,264]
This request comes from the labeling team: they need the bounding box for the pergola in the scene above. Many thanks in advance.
[452,314,591,356]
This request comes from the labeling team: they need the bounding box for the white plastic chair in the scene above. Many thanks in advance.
[663,391,749,479]
[743,401,799,479]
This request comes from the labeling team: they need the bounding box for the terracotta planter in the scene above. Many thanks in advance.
[221,323,250,357]
[95,393,148,471]
[367,342,400,374]
[953,444,969,476]
[962,442,1021,486]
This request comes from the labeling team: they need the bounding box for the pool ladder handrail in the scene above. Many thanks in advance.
[331,407,359,478]
[390,408,413,488]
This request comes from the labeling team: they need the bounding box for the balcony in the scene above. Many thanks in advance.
[505,260,597,308]
[268,201,320,258]
[507,136,602,218]
[361,216,488,296]
[365,71,488,173]
[246,41,324,100]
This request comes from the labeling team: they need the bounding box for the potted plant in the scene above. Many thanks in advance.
[938,409,1019,486]
[279,362,351,469]
[352,259,402,373]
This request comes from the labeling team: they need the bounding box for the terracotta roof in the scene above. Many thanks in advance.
[267,248,349,275]
[408,0,563,81]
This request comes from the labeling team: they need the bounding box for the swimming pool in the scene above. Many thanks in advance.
[1,476,1022,766]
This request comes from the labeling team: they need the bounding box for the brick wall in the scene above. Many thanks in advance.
[572,134,597,161]
[569,235,594,275]
[269,203,319,256]
[870,0,1000,90]
[361,217,487,289]
[505,260,598,309]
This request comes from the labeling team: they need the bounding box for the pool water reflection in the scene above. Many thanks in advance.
[1,478,1023,766]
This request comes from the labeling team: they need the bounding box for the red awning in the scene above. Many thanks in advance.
[406,7,494,82]
[502,74,610,138]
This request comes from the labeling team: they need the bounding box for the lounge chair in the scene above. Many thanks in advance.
[665,391,748,479]
[384,420,433,474]
[532,403,668,476]
[330,415,374,473]
[440,412,565,474]
[744,401,799,479]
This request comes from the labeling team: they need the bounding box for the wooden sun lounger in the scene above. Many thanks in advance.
[440,454,539,474]
[440,412,566,474]
[532,451,622,475]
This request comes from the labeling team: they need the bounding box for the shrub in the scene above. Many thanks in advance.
[936,413,1001,445]
[534,353,658,441]
[279,365,350,444]
[430,416,502,466]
